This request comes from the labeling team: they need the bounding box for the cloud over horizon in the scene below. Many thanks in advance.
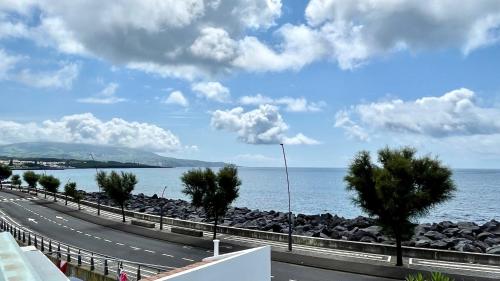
[211,104,319,145]
[0,113,182,153]
[335,88,500,140]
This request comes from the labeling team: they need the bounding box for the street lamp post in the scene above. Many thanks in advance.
[89,153,100,216]
[160,186,167,230]
[280,143,293,252]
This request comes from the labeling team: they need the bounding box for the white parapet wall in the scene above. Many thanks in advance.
[155,246,271,281]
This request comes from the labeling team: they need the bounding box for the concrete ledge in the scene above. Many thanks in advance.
[171,227,203,237]
[131,219,155,228]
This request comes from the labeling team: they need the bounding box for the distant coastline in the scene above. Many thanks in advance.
[0,155,167,170]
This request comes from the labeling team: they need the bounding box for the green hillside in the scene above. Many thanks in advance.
[0,142,225,167]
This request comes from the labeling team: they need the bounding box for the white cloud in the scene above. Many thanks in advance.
[192,81,230,102]
[0,48,21,79]
[164,90,189,107]
[305,0,500,69]
[211,104,319,145]
[15,62,80,89]
[190,27,237,62]
[239,94,326,112]
[335,88,500,141]
[0,0,283,79]
[0,113,182,152]
[3,0,500,77]
[77,83,127,104]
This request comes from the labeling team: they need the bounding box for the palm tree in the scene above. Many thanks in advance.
[64,182,77,205]
[181,165,241,240]
[10,174,21,190]
[345,147,455,266]
[98,171,137,222]
[0,164,12,189]
[39,175,61,202]
[23,171,40,195]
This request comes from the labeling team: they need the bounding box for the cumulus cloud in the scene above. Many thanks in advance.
[3,1,500,77]
[239,94,326,112]
[305,0,500,68]
[0,113,182,152]
[163,90,189,107]
[15,62,80,89]
[0,0,283,79]
[192,81,230,102]
[77,83,127,104]
[0,48,21,79]
[335,88,500,140]
[211,104,319,145]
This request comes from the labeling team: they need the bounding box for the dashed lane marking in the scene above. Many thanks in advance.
[182,258,195,262]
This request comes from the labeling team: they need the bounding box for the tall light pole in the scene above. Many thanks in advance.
[280,143,293,251]
[160,186,167,230]
[89,153,100,216]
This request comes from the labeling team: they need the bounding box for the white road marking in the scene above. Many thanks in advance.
[144,249,155,253]
[130,246,141,250]
[116,242,125,246]
[27,218,38,224]
[162,254,174,258]
[182,258,195,262]
[104,239,112,242]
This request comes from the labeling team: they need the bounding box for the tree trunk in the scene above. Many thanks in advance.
[44,191,47,199]
[121,204,126,222]
[213,214,218,240]
[0,182,3,189]
[78,200,81,210]
[395,231,403,266]
[53,192,57,202]
[65,195,68,205]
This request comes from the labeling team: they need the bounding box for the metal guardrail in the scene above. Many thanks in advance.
[0,216,169,281]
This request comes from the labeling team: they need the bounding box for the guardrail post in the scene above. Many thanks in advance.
[49,240,52,253]
[34,234,37,248]
[90,253,95,271]
[28,232,31,245]
[67,247,71,262]
[22,231,25,243]
[41,237,44,252]
[57,243,61,259]
[17,228,21,240]
[104,259,108,275]
[77,249,82,266]
[137,265,141,280]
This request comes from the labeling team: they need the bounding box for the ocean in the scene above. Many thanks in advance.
[20,167,500,224]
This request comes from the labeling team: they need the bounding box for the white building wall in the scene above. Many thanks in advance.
[159,246,271,281]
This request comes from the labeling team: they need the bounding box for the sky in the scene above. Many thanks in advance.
[1,0,500,168]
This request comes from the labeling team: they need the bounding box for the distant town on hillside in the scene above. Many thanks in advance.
[0,156,161,170]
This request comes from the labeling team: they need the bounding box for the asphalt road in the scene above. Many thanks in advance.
[0,190,397,281]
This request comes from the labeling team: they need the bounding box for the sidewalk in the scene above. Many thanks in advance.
[3,188,500,281]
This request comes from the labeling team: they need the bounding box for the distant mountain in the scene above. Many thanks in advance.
[0,142,225,167]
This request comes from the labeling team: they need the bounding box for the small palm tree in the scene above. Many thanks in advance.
[181,165,241,240]
[39,175,61,202]
[0,164,12,189]
[97,171,137,222]
[23,171,40,195]
[64,182,77,205]
[10,174,21,190]
[345,147,455,266]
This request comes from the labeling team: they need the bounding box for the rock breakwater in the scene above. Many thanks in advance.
[84,192,500,255]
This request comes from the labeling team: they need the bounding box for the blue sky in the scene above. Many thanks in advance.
[1,1,500,168]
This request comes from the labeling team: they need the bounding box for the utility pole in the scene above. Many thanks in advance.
[160,186,167,230]
[89,153,101,216]
[280,143,293,251]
